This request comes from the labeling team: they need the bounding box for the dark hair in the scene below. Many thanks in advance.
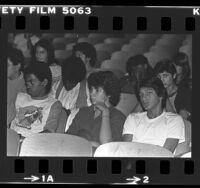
[73,42,97,67]
[62,56,86,85]
[154,59,177,76]
[33,39,55,66]
[24,61,52,94]
[126,54,154,81]
[139,77,167,109]
[173,52,191,86]
[88,71,121,106]
[7,46,24,72]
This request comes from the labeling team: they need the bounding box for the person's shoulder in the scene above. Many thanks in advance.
[164,111,183,123]
[127,111,147,120]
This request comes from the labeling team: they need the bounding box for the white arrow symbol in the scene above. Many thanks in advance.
[126,176,141,184]
[24,175,40,182]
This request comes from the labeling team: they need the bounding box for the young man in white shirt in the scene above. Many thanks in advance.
[122,77,185,153]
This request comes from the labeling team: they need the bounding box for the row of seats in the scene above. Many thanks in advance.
[48,34,191,73]
[7,118,191,157]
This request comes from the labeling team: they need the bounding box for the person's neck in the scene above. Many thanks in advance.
[167,84,177,95]
[147,106,163,119]
[9,72,21,81]
[31,93,48,100]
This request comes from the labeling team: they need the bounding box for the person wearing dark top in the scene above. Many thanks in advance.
[173,52,191,89]
[154,59,192,122]
[66,71,126,146]
[120,54,154,95]
[72,42,97,77]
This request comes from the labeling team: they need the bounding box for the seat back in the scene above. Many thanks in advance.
[94,142,174,157]
[116,93,138,117]
[19,133,93,156]
[7,128,20,156]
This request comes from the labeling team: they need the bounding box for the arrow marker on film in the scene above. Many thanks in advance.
[24,175,40,182]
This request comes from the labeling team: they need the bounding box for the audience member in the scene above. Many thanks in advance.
[10,62,62,138]
[33,39,61,83]
[123,77,185,153]
[154,59,192,121]
[7,46,26,126]
[66,71,126,146]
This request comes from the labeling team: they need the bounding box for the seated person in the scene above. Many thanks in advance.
[72,42,97,78]
[154,59,192,121]
[10,62,62,138]
[173,52,191,89]
[120,54,153,94]
[123,77,185,153]
[7,46,26,127]
[52,56,90,112]
[66,71,126,146]
[32,39,61,83]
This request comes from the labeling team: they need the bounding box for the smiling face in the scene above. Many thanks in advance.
[25,74,47,98]
[139,87,162,111]
[35,46,48,63]
[157,71,175,89]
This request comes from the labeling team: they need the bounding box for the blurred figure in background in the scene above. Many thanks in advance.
[154,59,192,122]
[173,52,191,89]
[73,42,97,78]
[33,39,61,84]
[7,45,26,127]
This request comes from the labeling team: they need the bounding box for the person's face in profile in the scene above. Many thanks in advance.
[89,86,105,105]
[175,65,184,85]
[25,74,47,98]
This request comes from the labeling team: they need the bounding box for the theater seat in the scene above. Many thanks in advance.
[19,133,93,156]
[115,93,138,117]
[94,142,174,157]
[7,128,20,156]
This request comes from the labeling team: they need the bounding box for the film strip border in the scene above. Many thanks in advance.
[0,6,198,32]
[0,6,199,184]
[0,158,198,184]
[0,15,196,32]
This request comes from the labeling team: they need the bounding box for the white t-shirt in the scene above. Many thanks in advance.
[10,92,58,137]
[123,111,185,147]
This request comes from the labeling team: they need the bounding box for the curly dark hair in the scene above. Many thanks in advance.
[24,61,52,95]
[73,42,97,67]
[139,77,167,109]
[154,59,177,76]
[62,56,86,86]
[7,45,24,72]
[33,38,56,66]
[88,71,121,106]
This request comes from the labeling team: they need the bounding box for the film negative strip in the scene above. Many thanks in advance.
[0,5,198,184]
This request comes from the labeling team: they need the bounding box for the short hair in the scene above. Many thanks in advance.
[139,77,167,109]
[33,39,55,66]
[73,42,97,67]
[24,61,52,95]
[173,52,190,80]
[7,46,24,72]
[88,71,121,106]
[154,59,177,76]
[126,55,149,74]
[62,56,86,85]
